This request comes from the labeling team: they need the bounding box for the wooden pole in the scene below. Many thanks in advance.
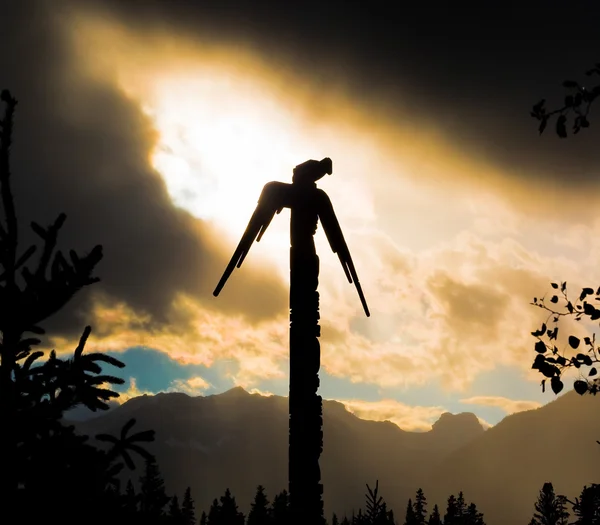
[289,186,324,524]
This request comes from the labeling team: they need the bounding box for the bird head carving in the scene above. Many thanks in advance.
[292,157,332,185]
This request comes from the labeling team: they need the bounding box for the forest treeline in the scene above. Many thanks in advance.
[119,460,600,525]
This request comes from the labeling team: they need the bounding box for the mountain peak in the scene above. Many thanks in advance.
[217,386,251,398]
[431,411,485,436]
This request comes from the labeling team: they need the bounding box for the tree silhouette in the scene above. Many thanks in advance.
[428,504,442,525]
[529,282,600,397]
[124,480,139,521]
[355,509,366,524]
[364,481,386,524]
[405,498,417,525]
[207,498,221,525]
[444,494,459,524]
[466,502,485,525]
[413,488,427,525]
[221,488,245,524]
[271,489,291,525]
[0,89,158,524]
[456,492,468,518]
[531,63,600,137]
[567,484,600,525]
[205,488,245,525]
[248,485,272,525]
[181,486,196,525]
[169,495,183,525]
[332,481,395,525]
[139,458,170,521]
[530,482,570,525]
[441,491,486,525]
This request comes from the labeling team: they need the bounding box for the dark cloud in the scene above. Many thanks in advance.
[77,0,600,190]
[0,2,287,339]
[427,272,509,341]
[3,0,599,340]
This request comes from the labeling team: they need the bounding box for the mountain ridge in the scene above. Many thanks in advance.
[71,387,599,525]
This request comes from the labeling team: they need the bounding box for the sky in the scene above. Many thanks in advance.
[4,0,600,430]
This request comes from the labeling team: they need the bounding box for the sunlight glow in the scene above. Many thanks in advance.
[119,67,379,281]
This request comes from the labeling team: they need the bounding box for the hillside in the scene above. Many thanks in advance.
[72,388,600,524]
[72,387,484,518]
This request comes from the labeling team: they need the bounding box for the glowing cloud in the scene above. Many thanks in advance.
[168,376,212,396]
[460,396,542,415]
[337,398,448,432]
[50,11,600,402]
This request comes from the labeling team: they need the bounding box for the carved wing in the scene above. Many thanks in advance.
[316,190,370,317]
[213,182,291,296]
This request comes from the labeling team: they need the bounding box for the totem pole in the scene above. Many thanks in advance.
[213,158,370,524]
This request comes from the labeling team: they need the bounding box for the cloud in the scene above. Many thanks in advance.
[167,376,211,396]
[460,396,542,415]
[336,398,447,432]
[116,374,211,402]
[0,2,288,344]
[64,0,600,222]
[49,292,290,389]
[116,377,154,403]
[476,417,493,430]
[248,388,275,397]
[9,1,600,403]
[320,227,600,392]
[60,217,595,396]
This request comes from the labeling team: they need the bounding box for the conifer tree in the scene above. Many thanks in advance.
[181,487,196,525]
[124,480,138,514]
[355,508,366,524]
[456,492,467,518]
[531,482,569,525]
[200,510,208,525]
[332,513,339,525]
[271,490,291,525]
[387,509,396,525]
[428,504,441,525]
[365,481,386,524]
[248,485,271,525]
[139,458,170,520]
[220,488,245,525]
[466,502,485,525]
[169,495,183,524]
[405,498,417,525]
[444,495,459,525]
[413,489,427,525]
[571,484,600,525]
[207,498,221,525]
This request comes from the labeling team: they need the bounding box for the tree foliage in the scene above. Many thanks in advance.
[570,484,600,525]
[530,282,600,396]
[531,64,600,137]
[0,90,159,523]
[530,482,570,525]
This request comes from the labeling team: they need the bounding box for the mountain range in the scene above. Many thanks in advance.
[71,387,600,524]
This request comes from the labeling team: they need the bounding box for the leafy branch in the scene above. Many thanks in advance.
[97,417,155,471]
[531,63,600,137]
[530,281,600,395]
[364,480,385,524]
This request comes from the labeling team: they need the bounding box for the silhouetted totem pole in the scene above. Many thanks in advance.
[214,158,370,524]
